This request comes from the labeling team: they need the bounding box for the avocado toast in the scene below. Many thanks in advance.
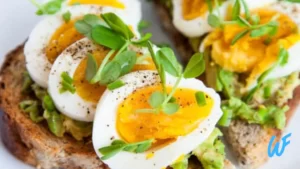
[154,0,300,168]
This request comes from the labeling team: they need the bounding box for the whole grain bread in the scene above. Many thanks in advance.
[154,1,300,169]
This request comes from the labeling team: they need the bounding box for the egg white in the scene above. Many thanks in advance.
[172,0,277,38]
[48,38,157,122]
[25,3,141,88]
[92,70,222,169]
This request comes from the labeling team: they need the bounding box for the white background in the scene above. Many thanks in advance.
[0,1,299,169]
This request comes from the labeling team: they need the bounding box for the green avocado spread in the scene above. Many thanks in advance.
[20,72,92,141]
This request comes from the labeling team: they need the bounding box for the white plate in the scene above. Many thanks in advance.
[0,1,299,169]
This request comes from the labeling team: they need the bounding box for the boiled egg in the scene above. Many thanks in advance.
[172,0,276,37]
[201,1,300,91]
[92,70,222,169]
[48,38,156,122]
[25,2,141,88]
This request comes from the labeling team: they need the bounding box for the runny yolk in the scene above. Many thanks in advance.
[73,48,156,103]
[73,46,109,103]
[182,0,211,20]
[116,85,214,149]
[68,0,125,9]
[204,10,299,77]
[46,20,84,64]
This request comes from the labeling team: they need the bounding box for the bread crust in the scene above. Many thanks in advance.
[0,45,106,169]
[154,1,300,169]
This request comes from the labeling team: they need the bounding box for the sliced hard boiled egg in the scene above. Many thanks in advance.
[25,3,141,88]
[172,0,277,37]
[48,38,156,122]
[92,70,222,169]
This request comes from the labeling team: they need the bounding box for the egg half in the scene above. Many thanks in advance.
[25,2,141,88]
[48,38,156,122]
[201,1,300,90]
[173,0,277,37]
[92,70,222,169]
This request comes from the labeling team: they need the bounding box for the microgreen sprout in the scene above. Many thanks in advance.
[135,42,206,115]
[75,13,151,86]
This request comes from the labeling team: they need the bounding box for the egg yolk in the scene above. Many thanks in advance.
[204,10,299,76]
[116,85,214,149]
[73,48,156,103]
[182,0,209,20]
[68,0,125,9]
[46,20,84,64]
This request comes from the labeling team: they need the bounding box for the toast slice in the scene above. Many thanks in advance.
[0,45,236,169]
[154,1,300,168]
[0,45,106,169]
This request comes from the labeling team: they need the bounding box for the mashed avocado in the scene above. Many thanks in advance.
[193,128,225,169]
[170,128,225,169]
[20,72,92,141]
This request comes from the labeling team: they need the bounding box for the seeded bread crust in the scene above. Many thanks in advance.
[154,1,300,169]
[0,45,106,169]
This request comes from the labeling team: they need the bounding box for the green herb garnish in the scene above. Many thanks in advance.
[136,42,206,115]
[30,0,65,15]
[75,13,150,85]
[107,80,125,90]
[99,139,153,160]
[62,10,71,23]
[206,0,280,45]
[60,72,76,94]
[195,91,207,106]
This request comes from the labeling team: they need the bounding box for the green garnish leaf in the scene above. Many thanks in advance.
[250,25,275,38]
[99,143,125,160]
[99,61,121,85]
[183,52,205,78]
[99,139,153,160]
[240,0,251,20]
[135,139,153,153]
[195,91,207,106]
[60,72,76,94]
[278,47,289,66]
[107,80,125,91]
[250,14,260,25]
[157,47,182,77]
[285,0,300,2]
[91,25,126,49]
[113,51,137,75]
[31,0,64,16]
[62,10,71,23]
[131,33,152,45]
[75,20,92,35]
[162,103,180,115]
[232,0,241,20]
[83,14,101,26]
[149,91,165,108]
[101,12,134,39]
[231,29,249,45]
[85,53,98,82]
[208,14,221,28]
